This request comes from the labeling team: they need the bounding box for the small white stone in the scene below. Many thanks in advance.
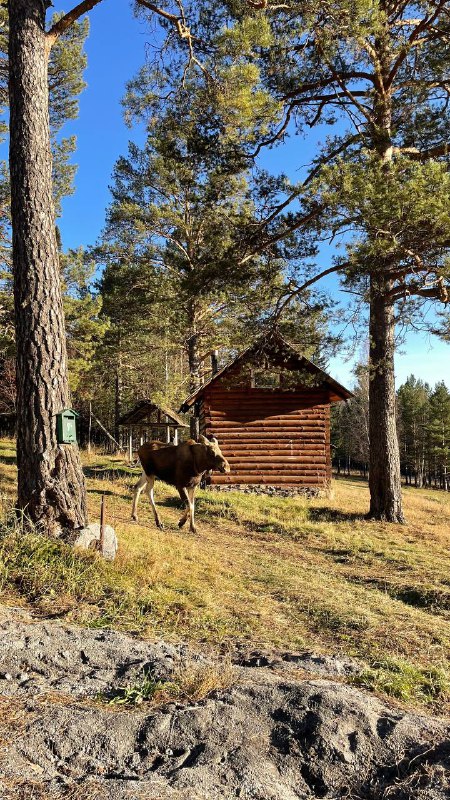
[74,523,118,561]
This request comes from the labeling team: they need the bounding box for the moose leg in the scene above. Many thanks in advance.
[145,475,163,530]
[131,472,148,521]
[186,486,197,534]
[177,487,189,529]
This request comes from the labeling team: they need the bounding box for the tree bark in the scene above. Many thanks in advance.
[367,276,405,522]
[365,13,404,522]
[187,300,201,439]
[187,321,201,395]
[114,365,122,445]
[8,0,87,534]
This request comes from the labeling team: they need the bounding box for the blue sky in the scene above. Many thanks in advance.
[36,3,450,389]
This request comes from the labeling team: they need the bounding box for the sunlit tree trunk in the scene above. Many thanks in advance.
[187,299,201,439]
[366,21,404,523]
[368,277,404,521]
[8,0,87,534]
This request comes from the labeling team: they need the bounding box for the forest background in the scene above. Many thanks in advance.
[0,0,449,496]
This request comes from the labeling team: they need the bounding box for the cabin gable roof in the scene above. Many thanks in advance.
[180,331,353,411]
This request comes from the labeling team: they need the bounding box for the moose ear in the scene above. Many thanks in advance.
[211,437,218,445]
[198,435,209,445]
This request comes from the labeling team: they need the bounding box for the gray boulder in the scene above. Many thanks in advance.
[74,522,118,561]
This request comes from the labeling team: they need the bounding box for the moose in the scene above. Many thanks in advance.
[131,435,230,533]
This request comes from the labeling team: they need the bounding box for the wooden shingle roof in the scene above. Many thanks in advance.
[180,330,353,410]
[118,400,188,427]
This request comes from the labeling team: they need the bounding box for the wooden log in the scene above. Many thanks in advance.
[207,405,326,411]
[225,450,327,456]
[216,430,320,435]
[213,437,326,452]
[212,421,324,429]
[211,431,325,439]
[226,459,327,466]
[216,467,325,474]
[208,401,328,410]
[211,434,325,440]
[207,404,328,412]
[210,475,325,484]
[209,428,326,436]
[225,463,327,471]
[209,415,326,423]
[218,444,326,452]
[207,415,327,423]
[225,453,327,460]
[208,409,327,416]
[226,460,326,466]
[209,410,327,417]
[205,422,328,429]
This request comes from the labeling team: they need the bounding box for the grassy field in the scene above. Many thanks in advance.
[0,437,449,711]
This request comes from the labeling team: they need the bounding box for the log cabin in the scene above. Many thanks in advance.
[180,331,353,494]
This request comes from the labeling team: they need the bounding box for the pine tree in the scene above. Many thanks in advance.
[61,247,109,400]
[397,375,430,487]
[427,381,450,490]
[332,360,370,475]
[213,0,450,520]
[0,8,90,440]
[5,0,207,532]
[93,62,337,437]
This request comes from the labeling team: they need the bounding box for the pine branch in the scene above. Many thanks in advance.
[46,0,195,52]
[273,264,346,320]
[135,0,191,39]
[394,142,450,160]
[239,204,324,265]
[390,276,449,303]
[281,73,376,103]
[249,133,361,238]
[46,0,104,47]
[386,0,448,89]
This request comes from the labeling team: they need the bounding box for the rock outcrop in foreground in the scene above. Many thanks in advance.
[0,607,448,800]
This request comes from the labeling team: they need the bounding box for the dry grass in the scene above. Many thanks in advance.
[0,777,107,800]
[103,658,236,708]
[0,438,449,710]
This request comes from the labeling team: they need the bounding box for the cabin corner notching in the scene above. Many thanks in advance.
[180,332,353,493]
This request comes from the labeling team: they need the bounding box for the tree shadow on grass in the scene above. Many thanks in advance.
[83,466,139,482]
[86,488,130,501]
[307,507,365,523]
[0,454,17,466]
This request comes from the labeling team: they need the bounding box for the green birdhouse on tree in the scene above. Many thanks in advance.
[56,409,79,444]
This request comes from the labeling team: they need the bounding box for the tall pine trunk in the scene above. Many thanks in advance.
[114,365,122,444]
[366,20,404,523]
[187,299,201,439]
[8,0,87,534]
[368,276,404,522]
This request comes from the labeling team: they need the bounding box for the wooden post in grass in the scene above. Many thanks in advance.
[99,494,105,554]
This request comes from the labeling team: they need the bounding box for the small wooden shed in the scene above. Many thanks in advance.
[118,400,188,460]
[180,331,353,492]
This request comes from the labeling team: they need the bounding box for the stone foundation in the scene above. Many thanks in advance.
[206,483,332,499]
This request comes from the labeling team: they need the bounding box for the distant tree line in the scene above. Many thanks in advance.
[332,374,450,491]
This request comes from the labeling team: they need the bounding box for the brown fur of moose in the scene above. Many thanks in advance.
[131,436,230,533]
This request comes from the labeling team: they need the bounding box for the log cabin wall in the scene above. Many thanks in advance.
[199,386,332,489]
